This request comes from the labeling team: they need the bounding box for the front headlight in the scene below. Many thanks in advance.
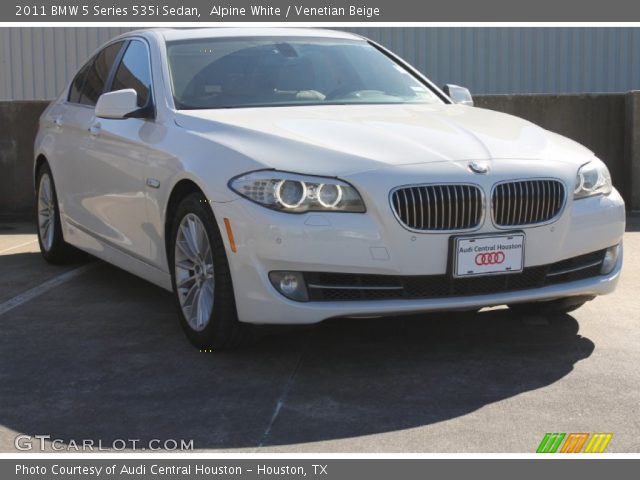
[229,170,366,213]
[574,160,612,199]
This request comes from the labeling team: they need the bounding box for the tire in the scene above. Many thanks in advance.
[508,296,592,316]
[169,192,253,350]
[35,163,83,264]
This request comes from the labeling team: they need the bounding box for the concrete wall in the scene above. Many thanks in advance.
[475,94,631,202]
[0,101,48,219]
[0,94,638,219]
[625,92,640,213]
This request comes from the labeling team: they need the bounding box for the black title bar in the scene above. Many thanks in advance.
[5,0,640,22]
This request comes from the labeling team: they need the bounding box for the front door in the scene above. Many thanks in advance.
[81,39,156,262]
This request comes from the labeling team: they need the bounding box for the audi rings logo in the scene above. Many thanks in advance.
[475,251,505,266]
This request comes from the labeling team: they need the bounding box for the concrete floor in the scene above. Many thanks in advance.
[0,217,638,453]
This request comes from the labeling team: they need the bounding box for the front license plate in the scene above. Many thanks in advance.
[453,233,525,278]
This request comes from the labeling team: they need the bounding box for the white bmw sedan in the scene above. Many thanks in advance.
[34,28,625,349]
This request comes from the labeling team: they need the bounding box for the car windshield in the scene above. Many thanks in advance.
[166,36,444,109]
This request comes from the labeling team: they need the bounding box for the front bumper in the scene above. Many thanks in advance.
[212,184,625,325]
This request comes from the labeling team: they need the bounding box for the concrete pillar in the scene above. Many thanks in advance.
[0,101,48,219]
[625,91,640,211]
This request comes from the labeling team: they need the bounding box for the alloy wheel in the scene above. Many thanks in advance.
[37,173,55,252]
[174,213,215,331]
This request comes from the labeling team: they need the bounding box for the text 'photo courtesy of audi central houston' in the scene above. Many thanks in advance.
[34,28,625,349]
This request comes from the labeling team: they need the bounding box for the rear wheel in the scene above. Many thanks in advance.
[169,192,253,350]
[508,296,592,316]
[35,163,82,264]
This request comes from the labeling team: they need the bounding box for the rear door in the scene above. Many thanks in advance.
[48,55,94,224]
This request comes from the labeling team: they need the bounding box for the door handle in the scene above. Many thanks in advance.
[88,123,101,136]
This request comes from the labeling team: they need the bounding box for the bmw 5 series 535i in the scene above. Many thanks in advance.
[34,28,625,349]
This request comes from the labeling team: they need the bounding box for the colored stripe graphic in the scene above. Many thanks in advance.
[537,433,613,453]
[536,433,566,453]
[560,433,589,453]
[584,433,613,453]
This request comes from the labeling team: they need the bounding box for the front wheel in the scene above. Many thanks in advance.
[169,192,253,350]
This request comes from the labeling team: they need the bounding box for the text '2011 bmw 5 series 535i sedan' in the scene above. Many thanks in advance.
[34,28,625,349]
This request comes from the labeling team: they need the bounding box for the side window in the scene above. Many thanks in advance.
[68,59,92,103]
[79,41,124,106]
[110,40,152,108]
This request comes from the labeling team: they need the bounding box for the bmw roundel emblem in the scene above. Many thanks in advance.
[469,161,490,174]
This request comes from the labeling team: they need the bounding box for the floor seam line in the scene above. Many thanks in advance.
[256,330,312,451]
[0,239,38,255]
[0,263,96,317]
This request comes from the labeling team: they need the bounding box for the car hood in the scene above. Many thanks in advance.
[174,103,594,176]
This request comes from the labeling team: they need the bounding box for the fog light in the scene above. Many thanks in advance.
[269,271,309,302]
[600,244,621,275]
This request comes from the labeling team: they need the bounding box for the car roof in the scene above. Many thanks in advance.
[126,27,364,43]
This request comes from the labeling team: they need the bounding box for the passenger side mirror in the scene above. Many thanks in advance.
[95,89,139,119]
[442,84,474,107]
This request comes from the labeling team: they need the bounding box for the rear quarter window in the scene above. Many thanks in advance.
[67,59,92,104]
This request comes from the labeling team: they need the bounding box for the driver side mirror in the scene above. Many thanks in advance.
[442,84,474,107]
[95,89,140,119]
